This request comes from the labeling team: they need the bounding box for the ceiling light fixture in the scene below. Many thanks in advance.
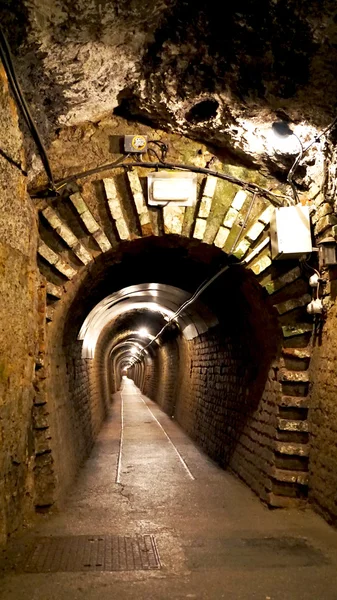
[147,171,197,206]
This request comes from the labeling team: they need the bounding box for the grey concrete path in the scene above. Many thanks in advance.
[2,377,337,599]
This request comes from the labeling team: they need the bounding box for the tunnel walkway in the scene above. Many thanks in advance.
[2,379,337,599]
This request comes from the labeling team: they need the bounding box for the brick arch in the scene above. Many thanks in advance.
[35,169,312,508]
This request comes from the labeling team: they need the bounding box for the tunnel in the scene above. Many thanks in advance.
[3,1,337,597]
[47,237,279,497]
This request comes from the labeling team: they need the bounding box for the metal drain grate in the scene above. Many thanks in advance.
[24,535,160,572]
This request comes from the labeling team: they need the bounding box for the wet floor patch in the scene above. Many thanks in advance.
[185,536,329,570]
[19,534,161,573]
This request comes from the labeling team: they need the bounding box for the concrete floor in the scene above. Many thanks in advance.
[2,377,337,599]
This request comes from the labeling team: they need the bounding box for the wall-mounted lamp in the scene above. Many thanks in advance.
[269,121,302,155]
[147,171,197,206]
[318,236,337,268]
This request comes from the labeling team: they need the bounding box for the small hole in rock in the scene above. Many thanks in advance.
[185,99,219,124]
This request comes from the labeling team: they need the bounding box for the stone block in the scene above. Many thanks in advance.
[275,293,311,315]
[214,226,230,248]
[250,254,272,274]
[38,241,58,265]
[80,210,100,234]
[203,176,217,199]
[233,238,251,259]
[70,192,87,215]
[232,190,247,211]
[92,230,112,252]
[282,323,312,338]
[245,220,265,242]
[314,214,337,236]
[223,207,238,228]
[54,258,77,279]
[311,202,333,225]
[198,196,212,218]
[263,266,301,295]
[258,205,274,225]
[193,218,207,240]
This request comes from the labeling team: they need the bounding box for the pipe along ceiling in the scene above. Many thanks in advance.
[79,283,218,360]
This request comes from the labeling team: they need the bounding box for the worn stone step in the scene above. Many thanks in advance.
[282,323,313,339]
[46,306,55,322]
[46,282,63,299]
[279,369,310,383]
[282,347,311,360]
[275,294,311,315]
[267,492,308,508]
[262,266,301,295]
[270,468,309,485]
[275,442,309,456]
[279,356,309,372]
[277,418,309,432]
[279,395,310,408]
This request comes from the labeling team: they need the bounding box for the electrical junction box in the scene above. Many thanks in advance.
[147,171,197,207]
[124,134,148,153]
[270,205,312,260]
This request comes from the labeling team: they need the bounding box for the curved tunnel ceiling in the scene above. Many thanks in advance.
[2,1,337,177]
[79,283,218,358]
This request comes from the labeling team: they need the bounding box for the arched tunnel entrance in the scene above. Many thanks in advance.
[45,236,281,505]
[4,1,337,593]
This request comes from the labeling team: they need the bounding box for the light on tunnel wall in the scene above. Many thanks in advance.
[137,328,150,338]
[269,121,302,155]
[147,171,197,206]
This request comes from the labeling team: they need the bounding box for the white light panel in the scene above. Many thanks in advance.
[148,171,197,206]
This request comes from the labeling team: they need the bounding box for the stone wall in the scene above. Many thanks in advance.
[173,327,280,502]
[309,299,337,526]
[140,317,281,505]
[230,364,281,503]
[154,339,179,416]
[143,355,159,401]
[38,323,110,506]
[0,66,39,545]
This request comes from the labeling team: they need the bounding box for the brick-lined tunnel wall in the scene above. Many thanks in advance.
[140,280,281,503]
[153,338,180,416]
[41,334,110,505]
[143,354,160,400]
[174,329,255,463]
[309,300,337,526]
[0,69,40,546]
[178,326,280,502]
[141,325,279,501]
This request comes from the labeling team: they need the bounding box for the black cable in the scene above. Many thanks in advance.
[287,133,303,204]
[147,147,163,163]
[131,191,258,364]
[53,154,131,191]
[304,115,337,153]
[148,140,168,161]
[228,192,256,254]
[0,26,55,189]
[33,159,288,205]
[286,116,337,204]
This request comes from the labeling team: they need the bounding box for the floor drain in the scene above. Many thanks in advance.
[23,534,161,572]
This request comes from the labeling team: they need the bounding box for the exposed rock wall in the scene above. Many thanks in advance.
[2,0,337,178]
[308,145,337,526]
[0,66,39,545]
[309,303,337,526]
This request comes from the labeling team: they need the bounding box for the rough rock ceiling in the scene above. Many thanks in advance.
[2,0,337,174]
